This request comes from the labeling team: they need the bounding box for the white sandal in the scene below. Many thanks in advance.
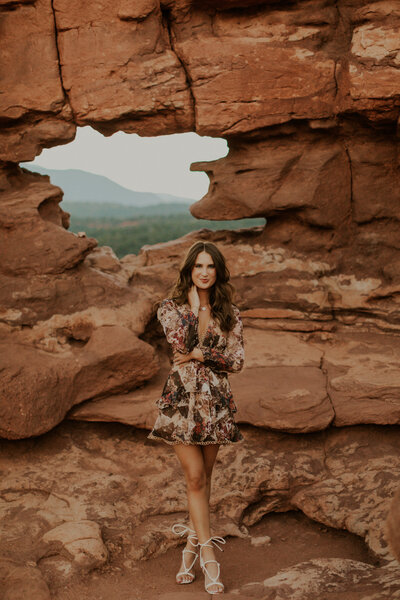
[198,535,226,594]
[171,523,199,584]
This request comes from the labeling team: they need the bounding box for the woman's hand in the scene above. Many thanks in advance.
[188,284,200,314]
[173,347,204,365]
[172,348,193,365]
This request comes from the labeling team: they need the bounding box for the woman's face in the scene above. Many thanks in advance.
[191,251,217,290]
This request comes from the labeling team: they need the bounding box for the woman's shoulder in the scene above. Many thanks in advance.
[159,297,173,306]
[158,297,175,312]
[158,297,186,312]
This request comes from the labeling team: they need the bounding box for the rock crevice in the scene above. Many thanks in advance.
[50,0,73,118]
[160,5,196,129]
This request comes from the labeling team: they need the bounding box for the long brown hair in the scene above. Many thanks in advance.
[157,241,237,333]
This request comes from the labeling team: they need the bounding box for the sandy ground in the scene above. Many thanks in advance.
[56,509,376,600]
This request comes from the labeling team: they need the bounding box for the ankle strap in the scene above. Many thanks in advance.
[198,535,226,552]
[172,523,198,545]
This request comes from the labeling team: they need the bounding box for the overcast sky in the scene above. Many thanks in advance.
[27,127,228,200]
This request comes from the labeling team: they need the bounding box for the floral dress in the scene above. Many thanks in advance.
[147,298,245,446]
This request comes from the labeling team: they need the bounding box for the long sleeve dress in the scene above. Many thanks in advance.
[147,298,245,446]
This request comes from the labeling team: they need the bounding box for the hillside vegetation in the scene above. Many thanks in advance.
[64,201,265,257]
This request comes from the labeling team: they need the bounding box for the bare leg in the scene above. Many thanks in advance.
[174,444,223,593]
[188,444,219,529]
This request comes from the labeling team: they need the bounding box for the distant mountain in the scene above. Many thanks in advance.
[20,164,193,207]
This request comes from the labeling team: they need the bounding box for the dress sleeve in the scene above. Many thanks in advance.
[157,298,198,354]
[201,305,244,373]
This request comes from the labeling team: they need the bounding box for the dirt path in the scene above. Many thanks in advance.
[57,509,375,599]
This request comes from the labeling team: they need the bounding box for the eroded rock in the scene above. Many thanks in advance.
[0,326,159,439]
[52,0,194,135]
[238,558,400,599]
[386,487,400,564]
[0,0,74,162]
[41,520,107,583]
[0,558,51,600]
[0,421,399,592]
[0,166,96,277]
[323,332,400,426]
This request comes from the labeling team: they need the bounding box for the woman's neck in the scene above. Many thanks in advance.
[197,288,210,306]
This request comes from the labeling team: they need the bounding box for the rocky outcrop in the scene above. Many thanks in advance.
[238,558,400,599]
[0,325,159,439]
[0,0,75,163]
[1,422,400,593]
[2,1,400,156]
[386,488,400,564]
[0,165,95,279]
[191,126,400,266]
[67,231,400,436]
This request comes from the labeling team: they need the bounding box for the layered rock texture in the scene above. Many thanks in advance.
[1,421,400,599]
[1,0,400,598]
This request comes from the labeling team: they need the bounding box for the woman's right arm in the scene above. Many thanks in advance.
[157,298,199,354]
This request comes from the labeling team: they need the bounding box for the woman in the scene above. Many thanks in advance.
[147,240,245,595]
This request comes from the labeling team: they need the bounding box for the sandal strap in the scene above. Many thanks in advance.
[198,535,226,569]
[172,522,198,546]
[176,547,198,577]
[201,558,224,593]
[198,535,226,553]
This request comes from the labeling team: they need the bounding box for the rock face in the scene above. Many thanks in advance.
[1,1,399,440]
[0,0,75,163]
[239,558,400,599]
[386,488,400,564]
[1,422,400,594]
[2,0,400,151]
[0,325,159,439]
[191,127,400,260]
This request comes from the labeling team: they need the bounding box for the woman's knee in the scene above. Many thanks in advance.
[186,468,207,492]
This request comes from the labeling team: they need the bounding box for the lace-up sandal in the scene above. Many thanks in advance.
[198,535,226,594]
[171,523,199,584]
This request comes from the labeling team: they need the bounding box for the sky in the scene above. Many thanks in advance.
[27,127,228,200]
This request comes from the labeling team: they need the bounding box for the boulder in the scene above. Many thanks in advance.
[0,559,51,600]
[0,326,158,439]
[238,558,400,599]
[41,520,107,583]
[323,333,400,426]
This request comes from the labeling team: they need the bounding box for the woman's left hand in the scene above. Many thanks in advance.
[173,347,204,365]
[172,349,193,365]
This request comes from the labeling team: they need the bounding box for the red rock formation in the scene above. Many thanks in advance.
[0,165,95,277]
[0,0,75,162]
[0,325,159,439]
[386,488,400,564]
[1,0,400,593]
[0,422,399,591]
[2,0,400,155]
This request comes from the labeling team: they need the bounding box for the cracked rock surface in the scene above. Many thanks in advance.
[0,421,399,596]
